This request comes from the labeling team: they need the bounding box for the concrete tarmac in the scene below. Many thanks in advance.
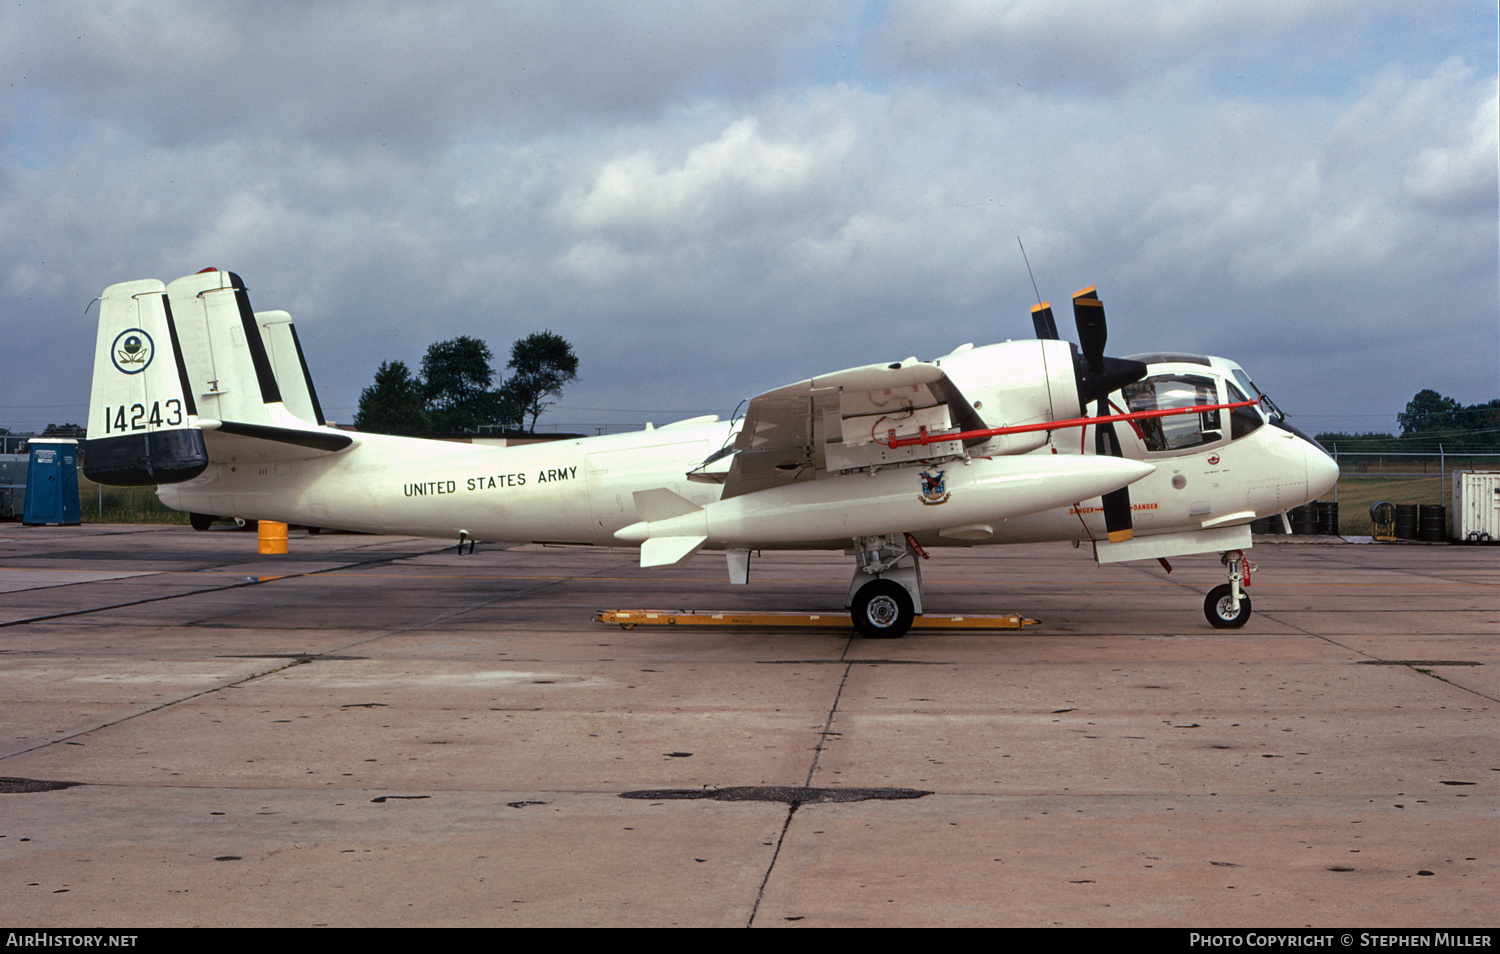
[0,524,1495,927]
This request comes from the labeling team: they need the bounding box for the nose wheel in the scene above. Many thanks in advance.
[1204,550,1256,628]
[1204,583,1252,628]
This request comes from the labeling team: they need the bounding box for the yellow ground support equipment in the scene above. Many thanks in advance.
[595,609,1036,631]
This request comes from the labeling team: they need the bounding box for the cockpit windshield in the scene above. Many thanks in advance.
[1123,373,1222,452]
[1231,368,1284,422]
[1226,380,1265,439]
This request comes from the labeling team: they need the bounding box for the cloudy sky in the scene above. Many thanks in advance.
[3,1,1495,438]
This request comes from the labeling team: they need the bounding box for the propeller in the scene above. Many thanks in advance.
[1070,286,1143,544]
[1073,286,1107,371]
[1031,301,1059,340]
[1022,284,1148,543]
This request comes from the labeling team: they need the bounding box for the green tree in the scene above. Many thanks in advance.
[1313,431,1401,453]
[419,336,517,432]
[41,423,86,438]
[1459,399,1500,433]
[1397,389,1462,436]
[1321,393,1500,455]
[1449,399,1500,452]
[354,361,431,435]
[504,331,579,433]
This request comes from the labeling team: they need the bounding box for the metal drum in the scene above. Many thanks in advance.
[1316,501,1339,535]
[1394,504,1419,539]
[1418,504,1447,541]
[1290,504,1319,535]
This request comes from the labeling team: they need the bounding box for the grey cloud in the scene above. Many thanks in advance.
[0,3,1493,438]
[3,0,850,151]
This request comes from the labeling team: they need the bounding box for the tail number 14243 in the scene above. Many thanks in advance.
[102,399,184,433]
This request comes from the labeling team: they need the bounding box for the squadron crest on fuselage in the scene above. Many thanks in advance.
[918,469,950,506]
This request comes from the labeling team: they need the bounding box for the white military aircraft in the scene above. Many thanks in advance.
[85,269,1338,638]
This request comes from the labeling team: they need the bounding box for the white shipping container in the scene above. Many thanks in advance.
[1451,471,1500,542]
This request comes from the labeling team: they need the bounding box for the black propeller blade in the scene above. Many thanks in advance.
[1031,301,1059,340]
[1072,286,1107,373]
[1096,424,1135,542]
[1070,286,1139,543]
[1069,286,1146,404]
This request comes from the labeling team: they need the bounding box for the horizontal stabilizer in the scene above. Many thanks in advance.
[210,420,354,452]
[639,535,708,568]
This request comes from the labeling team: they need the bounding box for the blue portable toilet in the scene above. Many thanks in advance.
[22,439,81,526]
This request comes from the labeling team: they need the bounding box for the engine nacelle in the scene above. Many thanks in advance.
[933,340,1083,455]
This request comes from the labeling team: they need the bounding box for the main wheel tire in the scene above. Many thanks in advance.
[851,579,915,639]
[1204,583,1251,629]
[189,512,214,532]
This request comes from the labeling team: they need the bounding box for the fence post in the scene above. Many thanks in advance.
[1331,442,1338,501]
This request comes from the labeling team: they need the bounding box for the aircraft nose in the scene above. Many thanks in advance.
[1306,439,1340,500]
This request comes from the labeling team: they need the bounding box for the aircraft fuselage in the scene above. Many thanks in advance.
[158,402,1330,553]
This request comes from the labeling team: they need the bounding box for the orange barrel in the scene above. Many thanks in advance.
[257,520,288,554]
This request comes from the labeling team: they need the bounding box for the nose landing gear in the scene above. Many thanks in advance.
[1205,549,1256,628]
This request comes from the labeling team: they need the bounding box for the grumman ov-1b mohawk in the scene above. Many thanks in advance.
[86,269,1338,638]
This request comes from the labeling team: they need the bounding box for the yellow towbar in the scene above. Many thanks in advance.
[594,609,1036,631]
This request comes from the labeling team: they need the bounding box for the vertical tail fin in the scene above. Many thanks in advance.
[255,310,328,426]
[87,269,349,485]
[165,269,282,425]
[165,269,330,429]
[84,280,209,486]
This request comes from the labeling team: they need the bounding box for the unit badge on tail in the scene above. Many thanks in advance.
[111,329,154,374]
[918,469,950,505]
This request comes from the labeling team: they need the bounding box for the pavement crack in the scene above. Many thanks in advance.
[621,786,931,805]
[746,637,858,927]
[0,656,311,763]
[749,802,799,928]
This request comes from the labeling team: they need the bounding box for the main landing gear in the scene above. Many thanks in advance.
[847,534,924,638]
[1204,549,1256,628]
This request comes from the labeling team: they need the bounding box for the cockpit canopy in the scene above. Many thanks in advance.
[1119,354,1268,456]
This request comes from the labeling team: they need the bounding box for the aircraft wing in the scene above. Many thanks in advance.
[721,359,988,500]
